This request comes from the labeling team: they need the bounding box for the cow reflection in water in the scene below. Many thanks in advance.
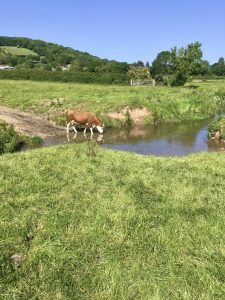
[67,132,104,144]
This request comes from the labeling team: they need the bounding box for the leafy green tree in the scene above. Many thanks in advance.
[191,60,210,76]
[151,42,207,85]
[218,57,225,65]
[100,61,129,73]
[24,57,35,68]
[171,42,206,85]
[211,57,225,76]
[170,42,203,75]
[127,66,151,80]
[146,61,150,68]
[151,51,173,77]
[133,60,145,67]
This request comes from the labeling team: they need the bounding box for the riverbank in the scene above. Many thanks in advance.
[0,105,65,138]
[0,79,225,129]
[1,143,225,299]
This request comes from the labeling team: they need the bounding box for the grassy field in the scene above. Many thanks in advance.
[0,46,37,56]
[0,143,225,299]
[0,79,225,126]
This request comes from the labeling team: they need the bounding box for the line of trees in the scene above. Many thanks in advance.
[0,36,225,86]
[0,69,131,85]
[151,42,225,85]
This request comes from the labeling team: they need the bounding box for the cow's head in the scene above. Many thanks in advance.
[96,124,104,134]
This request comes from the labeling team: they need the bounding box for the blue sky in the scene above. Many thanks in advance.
[1,0,225,64]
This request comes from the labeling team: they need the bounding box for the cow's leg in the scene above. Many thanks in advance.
[90,127,93,135]
[72,132,77,141]
[66,122,70,133]
[84,123,89,134]
[72,126,77,133]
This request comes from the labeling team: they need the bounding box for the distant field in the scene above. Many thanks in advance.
[0,46,38,56]
[0,79,225,126]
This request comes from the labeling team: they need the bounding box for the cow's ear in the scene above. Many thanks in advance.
[102,124,104,127]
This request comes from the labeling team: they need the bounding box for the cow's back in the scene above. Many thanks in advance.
[66,110,96,125]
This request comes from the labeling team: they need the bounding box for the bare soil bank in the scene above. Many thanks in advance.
[0,105,65,138]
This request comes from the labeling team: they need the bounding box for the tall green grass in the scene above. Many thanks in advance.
[0,79,225,126]
[1,143,225,299]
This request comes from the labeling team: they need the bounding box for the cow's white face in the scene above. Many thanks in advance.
[96,125,104,134]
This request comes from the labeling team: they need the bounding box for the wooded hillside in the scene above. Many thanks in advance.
[0,36,130,73]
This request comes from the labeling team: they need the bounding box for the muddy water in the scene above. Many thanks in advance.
[43,118,225,156]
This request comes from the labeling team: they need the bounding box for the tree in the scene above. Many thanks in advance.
[127,66,151,80]
[133,60,145,67]
[211,57,225,76]
[151,51,173,77]
[151,42,207,85]
[169,42,203,85]
[170,42,203,75]
[191,59,210,76]
[218,57,225,65]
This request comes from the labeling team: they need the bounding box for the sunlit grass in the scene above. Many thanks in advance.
[1,143,225,299]
[0,46,37,56]
[0,80,225,126]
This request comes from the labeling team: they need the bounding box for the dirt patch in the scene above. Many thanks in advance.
[106,107,150,126]
[0,105,65,138]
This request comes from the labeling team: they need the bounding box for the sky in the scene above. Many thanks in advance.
[1,0,225,64]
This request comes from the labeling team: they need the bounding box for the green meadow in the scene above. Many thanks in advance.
[0,46,38,56]
[1,144,225,299]
[1,79,225,299]
[0,79,225,126]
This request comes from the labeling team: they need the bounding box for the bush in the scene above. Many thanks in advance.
[0,121,21,154]
[208,116,225,139]
[0,69,131,85]
[170,72,188,86]
[154,75,169,86]
[26,136,43,148]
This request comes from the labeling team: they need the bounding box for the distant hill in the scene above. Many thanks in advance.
[0,36,130,74]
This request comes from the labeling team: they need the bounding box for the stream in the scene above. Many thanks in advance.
[42,117,225,156]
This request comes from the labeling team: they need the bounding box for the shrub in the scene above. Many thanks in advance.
[0,121,21,154]
[26,136,43,148]
[154,75,169,86]
[208,116,225,139]
[170,72,188,86]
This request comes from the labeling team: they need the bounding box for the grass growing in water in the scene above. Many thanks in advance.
[1,143,225,299]
[208,116,225,139]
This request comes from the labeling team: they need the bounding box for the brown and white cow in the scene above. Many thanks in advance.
[66,110,104,134]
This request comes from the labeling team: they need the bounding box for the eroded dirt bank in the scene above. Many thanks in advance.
[0,105,65,138]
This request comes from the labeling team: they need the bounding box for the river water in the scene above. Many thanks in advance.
[43,117,225,156]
